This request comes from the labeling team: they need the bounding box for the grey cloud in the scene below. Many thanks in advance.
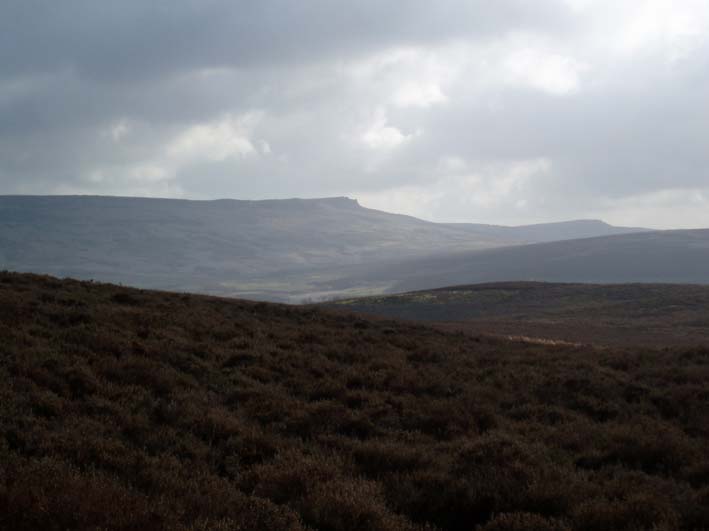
[1,1,708,228]
[0,1,569,81]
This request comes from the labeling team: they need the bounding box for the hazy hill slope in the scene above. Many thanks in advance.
[0,195,646,300]
[2,272,709,530]
[329,282,709,347]
[442,218,649,243]
[329,229,709,297]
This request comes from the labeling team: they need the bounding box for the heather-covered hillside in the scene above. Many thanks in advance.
[329,282,709,347]
[1,272,709,530]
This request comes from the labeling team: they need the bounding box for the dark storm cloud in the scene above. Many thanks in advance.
[0,1,567,81]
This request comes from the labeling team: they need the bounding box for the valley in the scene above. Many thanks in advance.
[0,195,651,302]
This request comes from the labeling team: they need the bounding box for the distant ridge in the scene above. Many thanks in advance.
[0,195,648,301]
[327,228,709,296]
[442,218,649,244]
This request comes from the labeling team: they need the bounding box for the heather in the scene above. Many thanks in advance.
[1,272,708,530]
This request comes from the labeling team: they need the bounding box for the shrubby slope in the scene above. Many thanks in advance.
[329,282,709,347]
[1,272,708,530]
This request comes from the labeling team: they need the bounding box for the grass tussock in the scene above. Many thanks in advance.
[1,272,709,530]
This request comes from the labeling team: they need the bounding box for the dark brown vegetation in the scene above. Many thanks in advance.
[1,272,709,530]
[329,282,709,347]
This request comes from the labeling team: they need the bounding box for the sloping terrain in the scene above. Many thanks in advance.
[329,282,709,347]
[440,219,649,244]
[0,195,646,301]
[1,272,709,530]
[326,229,709,298]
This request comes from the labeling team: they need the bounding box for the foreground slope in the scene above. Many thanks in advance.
[329,282,709,347]
[1,272,709,530]
[0,195,646,301]
[328,229,709,297]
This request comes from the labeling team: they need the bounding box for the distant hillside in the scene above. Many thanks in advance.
[325,229,709,298]
[329,282,709,347]
[441,218,649,244]
[0,195,647,301]
[2,272,709,530]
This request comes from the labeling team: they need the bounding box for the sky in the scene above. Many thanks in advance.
[1,1,709,228]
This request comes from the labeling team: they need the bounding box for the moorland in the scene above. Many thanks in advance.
[329,282,709,347]
[2,272,709,530]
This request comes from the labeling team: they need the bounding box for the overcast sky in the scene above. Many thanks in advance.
[1,1,708,228]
